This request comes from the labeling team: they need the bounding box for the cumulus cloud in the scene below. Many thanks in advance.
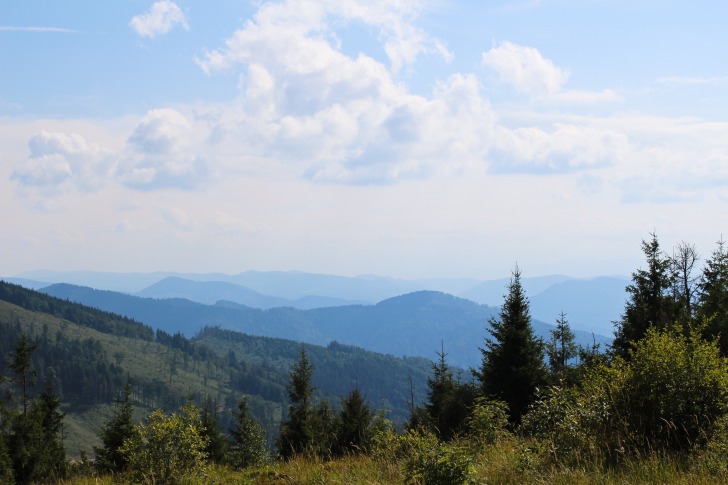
[129,1,188,39]
[482,41,569,96]
[491,124,631,173]
[11,131,110,191]
[482,42,622,104]
[119,108,209,190]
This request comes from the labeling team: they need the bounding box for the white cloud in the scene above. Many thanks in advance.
[482,42,622,105]
[129,1,188,39]
[11,131,110,191]
[119,108,210,190]
[482,41,569,97]
[492,124,631,173]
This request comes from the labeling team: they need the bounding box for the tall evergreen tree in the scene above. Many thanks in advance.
[277,346,315,458]
[613,232,678,357]
[229,397,268,469]
[423,345,474,440]
[200,396,228,464]
[545,312,578,383]
[475,266,546,424]
[698,237,728,355]
[94,382,134,473]
[335,388,372,455]
[6,334,37,417]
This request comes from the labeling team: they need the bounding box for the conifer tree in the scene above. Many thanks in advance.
[545,312,578,383]
[335,388,372,455]
[200,397,228,464]
[423,345,474,440]
[476,266,546,424]
[698,237,728,355]
[229,397,268,468]
[277,346,315,458]
[613,233,678,357]
[94,382,134,473]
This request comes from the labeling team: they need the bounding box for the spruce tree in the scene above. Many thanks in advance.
[613,233,678,357]
[335,388,372,455]
[476,266,546,424]
[698,237,728,355]
[277,346,315,458]
[94,382,134,473]
[424,345,474,440]
[545,312,578,383]
[229,397,268,468]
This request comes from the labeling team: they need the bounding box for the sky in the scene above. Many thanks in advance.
[1,0,727,281]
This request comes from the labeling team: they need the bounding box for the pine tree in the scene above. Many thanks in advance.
[200,397,228,464]
[7,333,37,417]
[424,345,474,440]
[698,237,728,355]
[229,397,268,469]
[94,382,134,473]
[335,388,372,455]
[613,233,679,357]
[545,312,578,383]
[476,266,546,424]
[277,346,315,458]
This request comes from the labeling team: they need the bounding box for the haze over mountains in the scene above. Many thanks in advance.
[8,269,627,338]
[3,269,623,369]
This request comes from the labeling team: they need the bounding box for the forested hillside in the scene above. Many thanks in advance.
[0,281,431,454]
[38,284,609,368]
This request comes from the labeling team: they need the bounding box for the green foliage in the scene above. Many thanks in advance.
[335,388,373,455]
[613,233,678,357]
[522,325,728,467]
[199,398,228,464]
[120,404,209,485]
[229,397,269,469]
[399,429,475,485]
[3,335,67,484]
[423,348,477,441]
[277,347,316,458]
[618,325,728,452]
[465,397,509,445]
[698,238,728,356]
[545,312,578,384]
[94,383,134,472]
[476,266,547,424]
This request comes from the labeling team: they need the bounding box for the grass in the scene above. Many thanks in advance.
[54,440,727,485]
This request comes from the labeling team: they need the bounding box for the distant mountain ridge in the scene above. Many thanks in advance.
[7,269,629,336]
[38,284,611,369]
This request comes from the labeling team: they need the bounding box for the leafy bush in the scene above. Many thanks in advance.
[465,397,509,445]
[396,429,475,485]
[521,325,728,466]
[120,404,209,484]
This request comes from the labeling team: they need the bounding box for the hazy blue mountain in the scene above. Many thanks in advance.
[459,274,573,305]
[136,276,368,309]
[529,277,629,336]
[1,277,51,290]
[40,284,610,369]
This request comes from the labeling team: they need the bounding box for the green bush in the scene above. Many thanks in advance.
[618,325,728,453]
[465,397,509,445]
[120,404,209,484]
[398,429,475,485]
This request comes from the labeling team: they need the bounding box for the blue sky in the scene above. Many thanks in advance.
[1,0,727,280]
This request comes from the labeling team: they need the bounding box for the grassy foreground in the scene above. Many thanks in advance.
[58,438,727,485]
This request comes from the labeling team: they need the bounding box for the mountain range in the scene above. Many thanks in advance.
[7,269,627,337]
[35,283,611,369]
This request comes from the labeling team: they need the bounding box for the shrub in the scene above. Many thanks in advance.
[465,398,509,445]
[120,404,209,485]
[398,428,475,485]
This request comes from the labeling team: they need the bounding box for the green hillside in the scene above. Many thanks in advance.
[0,281,431,458]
